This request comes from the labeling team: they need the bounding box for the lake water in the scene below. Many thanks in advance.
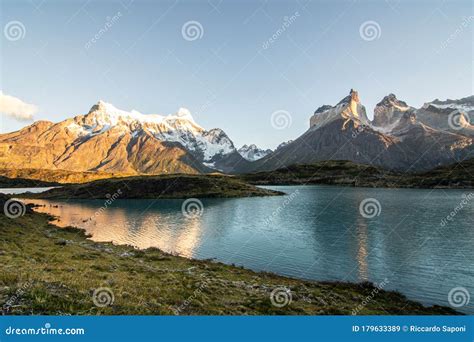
[23,185,474,313]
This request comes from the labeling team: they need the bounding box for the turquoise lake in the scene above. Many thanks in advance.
[24,185,474,314]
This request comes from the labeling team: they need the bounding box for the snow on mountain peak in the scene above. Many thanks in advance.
[85,101,204,130]
[238,144,272,161]
[309,89,370,129]
[422,96,474,113]
[64,101,240,170]
[376,94,411,112]
[176,107,193,119]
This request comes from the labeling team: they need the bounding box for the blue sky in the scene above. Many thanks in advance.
[0,0,472,149]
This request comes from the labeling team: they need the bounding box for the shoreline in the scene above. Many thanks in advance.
[245,177,474,190]
[0,202,460,315]
[19,174,284,200]
[1,158,473,191]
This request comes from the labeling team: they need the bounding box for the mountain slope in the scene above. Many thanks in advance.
[244,90,472,173]
[1,93,472,176]
[238,144,272,161]
[0,101,249,175]
[241,159,474,188]
[415,96,474,136]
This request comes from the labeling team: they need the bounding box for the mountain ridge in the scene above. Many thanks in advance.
[243,90,472,173]
[1,91,472,176]
[0,101,250,175]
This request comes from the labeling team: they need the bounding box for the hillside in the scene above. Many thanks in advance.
[0,175,59,188]
[0,101,249,175]
[410,158,474,188]
[23,174,282,199]
[241,159,474,189]
[0,92,472,177]
[243,91,472,174]
[0,168,133,184]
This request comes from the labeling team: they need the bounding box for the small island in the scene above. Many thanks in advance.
[21,174,283,199]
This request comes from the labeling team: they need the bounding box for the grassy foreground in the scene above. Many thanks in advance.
[0,201,457,315]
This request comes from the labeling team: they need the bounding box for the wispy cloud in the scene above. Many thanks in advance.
[0,91,38,121]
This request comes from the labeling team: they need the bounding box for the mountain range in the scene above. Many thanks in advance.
[238,144,272,161]
[247,90,473,172]
[0,90,472,175]
[0,101,250,175]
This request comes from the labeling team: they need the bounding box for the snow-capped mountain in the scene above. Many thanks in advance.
[238,144,272,161]
[245,90,473,173]
[0,101,248,174]
[371,93,415,132]
[1,93,472,176]
[415,96,474,136]
[80,101,238,164]
[309,89,371,130]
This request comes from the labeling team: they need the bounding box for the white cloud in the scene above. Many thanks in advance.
[0,91,38,121]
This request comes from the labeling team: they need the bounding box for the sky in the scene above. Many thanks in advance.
[0,0,473,149]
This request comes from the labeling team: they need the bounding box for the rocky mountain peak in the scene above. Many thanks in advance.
[276,140,293,150]
[376,93,410,111]
[238,144,272,161]
[203,128,234,148]
[175,107,195,122]
[336,89,359,106]
[310,89,369,130]
[88,100,117,114]
[82,101,203,135]
[0,99,250,174]
[422,95,474,115]
[314,105,333,115]
[372,94,414,129]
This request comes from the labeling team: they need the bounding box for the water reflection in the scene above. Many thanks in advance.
[355,217,369,281]
[22,186,474,314]
[27,199,203,257]
[0,187,58,195]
